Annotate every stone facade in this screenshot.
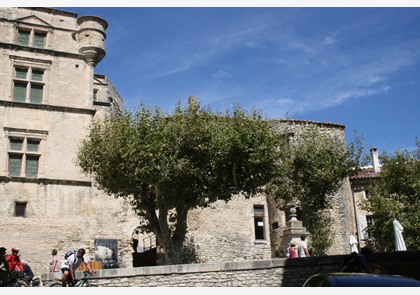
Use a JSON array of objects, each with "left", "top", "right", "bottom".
[
  {"left": 0, "top": 7, "right": 140, "bottom": 276},
  {"left": 1, "top": 7, "right": 356, "bottom": 279}
]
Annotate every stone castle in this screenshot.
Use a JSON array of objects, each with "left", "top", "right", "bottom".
[{"left": 0, "top": 7, "right": 356, "bottom": 277}]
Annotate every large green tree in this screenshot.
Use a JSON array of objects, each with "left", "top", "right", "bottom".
[
  {"left": 268, "top": 127, "right": 359, "bottom": 255},
  {"left": 361, "top": 139, "right": 420, "bottom": 251},
  {"left": 77, "top": 100, "right": 282, "bottom": 265}
]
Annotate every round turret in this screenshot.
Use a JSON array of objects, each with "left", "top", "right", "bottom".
[{"left": 75, "top": 15, "right": 108, "bottom": 67}]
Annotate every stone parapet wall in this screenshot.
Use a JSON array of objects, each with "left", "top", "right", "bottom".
[{"left": 41, "top": 251, "right": 420, "bottom": 287}]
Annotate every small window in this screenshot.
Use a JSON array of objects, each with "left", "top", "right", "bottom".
[
  {"left": 9, "top": 155, "right": 22, "bottom": 177},
  {"left": 25, "top": 156, "right": 39, "bottom": 178},
  {"left": 272, "top": 222, "right": 279, "bottom": 230},
  {"left": 30, "top": 84, "right": 43, "bottom": 104},
  {"left": 17, "top": 28, "right": 47, "bottom": 48},
  {"left": 27, "top": 140, "right": 40, "bottom": 152},
  {"left": 18, "top": 30, "right": 30, "bottom": 46},
  {"left": 33, "top": 32, "right": 46, "bottom": 48},
  {"left": 93, "top": 89, "right": 98, "bottom": 101},
  {"left": 15, "top": 68, "right": 28, "bottom": 79},
  {"left": 13, "top": 82, "right": 27, "bottom": 102},
  {"left": 10, "top": 138, "right": 23, "bottom": 151},
  {"left": 31, "top": 70, "right": 43, "bottom": 82},
  {"left": 253, "top": 205, "right": 265, "bottom": 240},
  {"left": 366, "top": 215, "right": 374, "bottom": 238},
  {"left": 15, "top": 202, "right": 27, "bottom": 217}
]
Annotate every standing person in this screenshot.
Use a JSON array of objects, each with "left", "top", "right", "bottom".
[
  {"left": 132, "top": 230, "right": 139, "bottom": 253},
  {"left": 60, "top": 248, "right": 93, "bottom": 287},
  {"left": 288, "top": 241, "right": 298, "bottom": 258},
  {"left": 50, "top": 249, "right": 60, "bottom": 272},
  {"left": 298, "top": 236, "right": 310, "bottom": 257},
  {"left": 5, "top": 247, "right": 24, "bottom": 272},
  {"left": 349, "top": 232, "right": 359, "bottom": 253}
]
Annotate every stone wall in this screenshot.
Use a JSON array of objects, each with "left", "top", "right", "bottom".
[{"left": 41, "top": 250, "right": 420, "bottom": 287}]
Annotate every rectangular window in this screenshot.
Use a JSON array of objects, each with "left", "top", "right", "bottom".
[
  {"left": 10, "top": 138, "right": 24, "bottom": 151},
  {"left": 15, "top": 202, "right": 27, "bottom": 217},
  {"left": 17, "top": 28, "right": 47, "bottom": 48},
  {"left": 15, "top": 68, "right": 28, "bottom": 79},
  {"left": 31, "top": 70, "right": 43, "bottom": 81},
  {"left": 8, "top": 137, "right": 41, "bottom": 178},
  {"left": 33, "top": 32, "right": 46, "bottom": 48},
  {"left": 13, "top": 67, "right": 44, "bottom": 104},
  {"left": 366, "top": 215, "right": 374, "bottom": 239},
  {"left": 30, "top": 84, "right": 43, "bottom": 104},
  {"left": 25, "top": 156, "right": 39, "bottom": 178},
  {"left": 253, "top": 205, "right": 265, "bottom": 240},
  {"left": 27, "top": 140, "right": 40, "bottom": 152},
  {"left": 13, "top": 82, "right": 27, "bottom": 102},
  {"left": 18, "top": 30, "right": 30, "bottom": 46},
  {"left": 9, "top": 155, "right": 22, "bottom": 177}
]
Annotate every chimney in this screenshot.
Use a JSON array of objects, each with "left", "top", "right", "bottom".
[{"left": 370, "top": 147, "right": 381, "bottom": 173}]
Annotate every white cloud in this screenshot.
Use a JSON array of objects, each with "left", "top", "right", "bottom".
[{"left": 324, "top": 36, "right": 336, "bottom": 44}]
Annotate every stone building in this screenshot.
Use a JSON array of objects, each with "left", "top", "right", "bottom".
[
  {"left": 0, "top": 7, "right": 140, "bottom": 276},
  {"left": 0, "top": 7, "right": 357, "bottom": 277},
  {"left": 349, "top": 147, "right": 382, "bottom": 250}
]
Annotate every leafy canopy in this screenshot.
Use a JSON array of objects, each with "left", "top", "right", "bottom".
[
  {"left": 269, "top": 127, "right": 357, "bottom": 254},
  {"left": 361, "top": 139, "right": 420, "bottom": 251},
  {"left": 77, "top": 100, "right": 282, "bottom": 264}
]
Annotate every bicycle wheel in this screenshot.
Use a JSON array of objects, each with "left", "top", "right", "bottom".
[
  {"left": 48, "top": 281, "right": 63, "bottom": 287},
  {"left": 17, "top": 279, "right": 28, "bottom": 287}
]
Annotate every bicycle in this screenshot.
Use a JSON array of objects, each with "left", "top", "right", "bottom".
[
  {"left": 48, "top": 270, "right": 98, "bottom": 287},
  {"left": 0, "top": 270, "right": 28, "bottom": 287}
]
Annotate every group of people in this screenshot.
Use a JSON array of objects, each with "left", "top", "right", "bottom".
[
  {"left": 1, "top": 246, "right": 94, "bottom": 287},
  {"left": 287, "top": 236, "right": 310, "bottom": 258},
  {"left": 0, "top": 246, "right": 35, "bottom": 286}
]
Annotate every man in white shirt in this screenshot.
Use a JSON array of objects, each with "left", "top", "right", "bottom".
[
  {"left": 298, "top": 236, "right": 310, "bottom": 257},
  {"left": 60, "top": 248, "right": 92, "bottom": 287}
]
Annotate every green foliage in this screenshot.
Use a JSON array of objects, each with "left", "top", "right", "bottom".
[
  {"left": 269, "top": 127, "right": 355, "bottom": 254},
  {"left": 361, "top": 139, "right": 420, "bottom": 251},
  {"left": 77, "top": 99, "right": 282, "bottom": 264}
]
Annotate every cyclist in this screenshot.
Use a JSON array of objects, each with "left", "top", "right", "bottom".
[
  {"left": 5, "top": 247, "right": 24, "bottom": 272},
  {"left": 60, "top": 248, "right": 93, "bottom": 287}
]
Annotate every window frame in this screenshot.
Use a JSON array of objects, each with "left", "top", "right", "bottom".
[
  {"left": 253, "top": 204, "right": 266, "bottom": 241},
  {"left": 9, "top": 55, "right": 52, "bottom": 104},
  {"left": 15, "top": 202, "right": 27, "bottom": 218},
  {"left": 366, "top": 215, "right": 374, "bottom": 239},
  {"left": 17, "top": 26, "right": 48, "bottom": 49},
  {"left": 13, "top": 66, "right": 45, "bottom": 104},
  {"left": 4, "top": 128, "right": 47, "bottom": 179}
]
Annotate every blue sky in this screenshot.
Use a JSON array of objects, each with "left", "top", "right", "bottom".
[{"left": 22, "top": 2, "right": 420, "bottom": 158}]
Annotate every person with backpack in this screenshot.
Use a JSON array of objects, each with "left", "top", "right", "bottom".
[{"left": 60, "top": 248, "right": 93, "bottom": 287}]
